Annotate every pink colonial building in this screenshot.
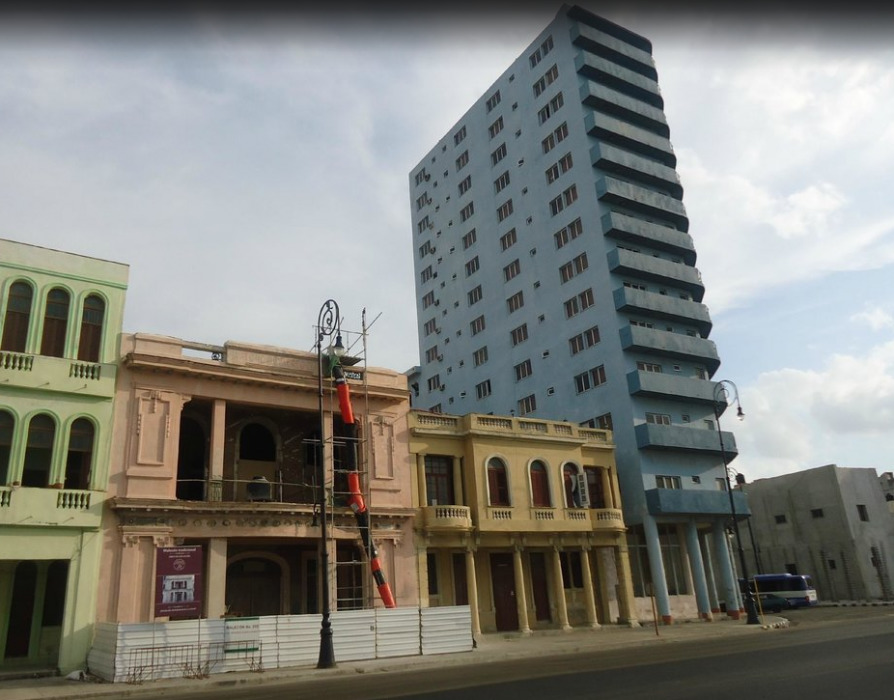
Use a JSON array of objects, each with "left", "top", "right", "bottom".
[{"left": 95, "top": 332, "right": 418, "bottom": 624}]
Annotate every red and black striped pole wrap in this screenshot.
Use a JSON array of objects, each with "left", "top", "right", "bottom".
[{"left": 332, "top": 364, "right": 396, "bottom": 608}]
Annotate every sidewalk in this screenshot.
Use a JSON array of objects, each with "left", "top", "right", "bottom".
[{"left": 0, "top": 615, "right": 789, "bottom": 700}]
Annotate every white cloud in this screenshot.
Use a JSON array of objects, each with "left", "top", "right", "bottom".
[
  {"left": 734, "top": 340, "right": 894, "bottom": 480},
  {"left": 851, "top": 306, "right": 894, "bottom": 331}
]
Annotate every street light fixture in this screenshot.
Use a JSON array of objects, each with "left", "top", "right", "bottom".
[
  {"left": 315, "top": 298, "right": 341, "bottom": 668},
  {"left": 713, "top": 379, "right": 760, "bottom": 625}
]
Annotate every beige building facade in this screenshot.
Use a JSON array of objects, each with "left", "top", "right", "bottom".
[
  {"left": 95, "top": 332, "right": 418, "bottom": 625},
  {"left": 409, "top": 411, "right": 638, "bottom": 637}
]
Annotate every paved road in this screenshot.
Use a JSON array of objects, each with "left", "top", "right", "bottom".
[{"left": 149, "top": 606, "right": 894, "bottom": 700}]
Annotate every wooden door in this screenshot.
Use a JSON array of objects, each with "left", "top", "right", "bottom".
[{"left": 490, "top": 553, "right": 519, "bottom": 631}]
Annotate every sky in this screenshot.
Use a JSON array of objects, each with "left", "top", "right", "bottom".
[{"left": 1, "top": 3, "right": 893, "bottom": 483}]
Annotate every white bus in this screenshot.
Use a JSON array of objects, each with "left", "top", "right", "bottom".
[{"left": 752, "top": 573, "right": 818, "bottom": 608}]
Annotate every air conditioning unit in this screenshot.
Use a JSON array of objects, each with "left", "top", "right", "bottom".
[
  {"left": 435, "top": 327, "right": 442, "bottom": 334},
  {"left": 575, "top": 473, "right": 590, "bottom": 508},
  {"left": 437, "top": 355, "right": 444, "bottom": 361},
  {"left": 434, "top": 299, "right": 440, "bottom": 306}
]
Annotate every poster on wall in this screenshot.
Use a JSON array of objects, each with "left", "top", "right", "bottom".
[{"left": 155, "top": 545, "right": 203, "bottom": 618}]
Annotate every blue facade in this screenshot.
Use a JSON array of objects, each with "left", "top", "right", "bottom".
[{"left": 409, "top": 5, "right": 746, "bottom": 621}]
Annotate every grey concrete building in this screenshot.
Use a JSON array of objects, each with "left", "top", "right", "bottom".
[
  {"left": 408, "top": 5, "right": 747, "bottom": 623},
  {"left": 741, "top": 464, "right": 894, "bottom": 602}
]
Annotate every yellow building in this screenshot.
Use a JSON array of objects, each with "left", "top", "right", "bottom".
[{"left": 409, "top": 411, "right": 638, "bottom": 636}]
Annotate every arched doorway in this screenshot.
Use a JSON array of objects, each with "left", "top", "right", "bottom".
[{"left": 225, "top": 557, "right": 283, "bottom": 617}]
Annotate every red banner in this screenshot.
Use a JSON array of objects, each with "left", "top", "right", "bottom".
[{"left": 155, "top": 545, "right": 203, "bottom": 618}]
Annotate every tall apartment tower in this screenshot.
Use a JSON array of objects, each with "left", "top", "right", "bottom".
[{"left": 409, "top": 4, "right": 747, "bottom": 623}]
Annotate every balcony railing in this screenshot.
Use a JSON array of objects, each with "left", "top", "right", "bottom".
[
  {"left": 608, "top": 248, "right": 703, "bottom": 297},
  {"left": 0, "top": 352, "right": 116, "bottom": 397},
  {"left": 584, "top": 111, "right": 675, "bottom": 168},
  {"left": 597, "top": 176, "right": 689, "bottom": 232},
  {"left": 569, "top": 19, "right": 657, "bottom": 80},
  {"left": 590, "top": 508, "right": 626, "bottom": 531},
  {"left": 601, "top": 211, "right": 695, "bottom": 265},
  {"left": 635, "top": 423, "right": 738, "bottom": 457},
  {"left": 619, "top": 325, "right": 720, "bottom": 373},
  {"left": 421, "top": 505, "right": 472, "bottom": 532},
  {"left": 581, "top": 81, "right": 668, "bottom": 137},
  {"left": 575, "top": 51, "right": 663, "bottom": 108},
  {"left": 613, "top": 286, "right": 711, "bottom": 334},
  {"left": 0, "top": 486, "right": 101, "bottom": 528}
]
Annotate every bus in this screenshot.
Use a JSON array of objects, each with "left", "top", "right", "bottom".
[{"left": 751, "top": 573, "right": 818, "bottom": 608}]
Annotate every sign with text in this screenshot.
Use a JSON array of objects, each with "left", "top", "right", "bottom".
[
  {"left": 155, "top": 545, "right": 203, "bottom": 618},
  {"left": 224, "top": 617, "right": 260, "bottom": 653}
]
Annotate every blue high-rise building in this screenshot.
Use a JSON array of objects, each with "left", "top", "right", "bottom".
[{"left": 409, "top": 4, "right": 748, "bottom": 622}]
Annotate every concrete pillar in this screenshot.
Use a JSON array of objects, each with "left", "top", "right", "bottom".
[
  {"left": 416, "top": 453, "right": 428, "bottom": 506},
  {"left": 600, "top": 469, "right": 613, "bottom": 508},
  {"left": 551, "top": 548, "right": 571, "bottom": 630},
  {"left": 712, "top": 520, "right": 740, "bottom": 619},
  {"left": 643, "top": 514, "right": 672, "bottom": 624},
  {"left": 209, "top": 399, "right": 226, "bottom": 501},
  {"left": 116, "top": 535, "right": 141, "bottom": 622},
  {"left": 701, "top": 533, "right": 720, "bottom": 613},
  {"left": 685, "top": 521, "right": 712, "bottom": 621},
  {"left": 512, "top": 546, "right": 531, "bottom": 634},
  {"left": 615, "top": 540, "right": 640, "bottom": 627},
  {"left": 452, "top": 456, "right": 463, "bottom": 505},
  {"left": 465, "top": 548, "right": 481, "bottom": 640},
  {"left": 580, "top": 547, "right": 600, "bottom": 628},
  {"left": 206, "top": 538, "right": 228, "bottom": 618}
]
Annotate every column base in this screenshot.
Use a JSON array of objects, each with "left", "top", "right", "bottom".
[
  {"left": 661, "top": 615, "right": 673, "bottom": 625},
  {"left": 727, "top": 610, "right": 741, "bottom": 620},
  {"left": 699, "top": 612, "right": 713, "bottom": 621}
]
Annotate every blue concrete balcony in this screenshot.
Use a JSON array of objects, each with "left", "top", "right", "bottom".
[
  {"left": 581, "top": 82, "right": 669, "bottom": 137},
  {"left": 601, "top": 211, "right": 695, "bottom": 265},
  {"left": 570, "top": 22, "right": 657, "bottom": 80},
  {"left": 635, "top": 422, "right": 738, "bottom": 457},
  {"left": 597, "top": 177, "right": 689, "bottom": 232},
  {"left": 585, "top": 111, "right": 676, "bottom": 168},
  {"left": 645, "top": 487, "right": 750, "bottom": 517},
  {"left": 626, "top": 369, "right": 716, "bottom": 404},
  {"left": 575, "top": 51, "right": 663, "bottom": 109},
  {"left": 607, "top": 248, "right": 703, "bottom": 297},
  {"left": 613, "top": 286, "right": 712, "bottom": 334},
  {"left": 619, "top": 325, "right": 720, "bottom": 373},
  {"left": 591, "top": 142, "right": 681, "bottom": 198}
]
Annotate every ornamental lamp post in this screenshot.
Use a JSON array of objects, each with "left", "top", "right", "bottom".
[
  {"left": 315, "top": 299, "right": 345, "bottom": 669},
  {"left": 713, "top": 379, "right": 760, "bottom": 625}
]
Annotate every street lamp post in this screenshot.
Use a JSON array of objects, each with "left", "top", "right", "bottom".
[
  {"left": 713, "top": 379, "right": 760, "bottom": 625},
  {"left": 316, "top": 299, "right": 345, "bottom": 668}
]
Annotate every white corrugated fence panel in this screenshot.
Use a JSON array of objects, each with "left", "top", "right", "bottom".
[
  {"left": 331, "top": 610, "right": 376, "bottom": 662},
  {"left": 375, "top": 607, "right": 421, "bottom": 659},
  {"left": 421, "top": 606, "right": 473, "bottom": 655},
  {"left": 86, "top": 623, "right": 118, "bottom": 681},
  {"left": 270, "top": 615, "right": 321, "bottom": 668}
]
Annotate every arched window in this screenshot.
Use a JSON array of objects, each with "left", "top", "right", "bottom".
[
  {"left": 77, "top": 294, "right": 105, "bottom": 362},
  {"left": 239, "top": 422, "right": 276, "bottom": 460},
  {"left": 40, "top": 287, "right": 70, "bottom": 358},
  {"left": 530, "top": 460, "right": 551, "bottom": 507},
  {"left": 487, "top": 457, "right": 510, "bottom": 506},
  {"left": 23, "top": 414, "right": 55, "bottom": 487},
  {"left": 1, "top": 281, "right": 33, "bottom": 352},
  {"left": 563, "top": 463, "right": 580, "bottom": 507},
  {"left": 64, "top": 418, "right": 94, "bottom": 490},
  {"left": 0, "top": 409, "right": 13, "bottom": 485}
]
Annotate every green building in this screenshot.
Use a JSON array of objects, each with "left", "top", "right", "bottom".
[{"left": 0, "top": 239, "right": 128, "bottom": 675}]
